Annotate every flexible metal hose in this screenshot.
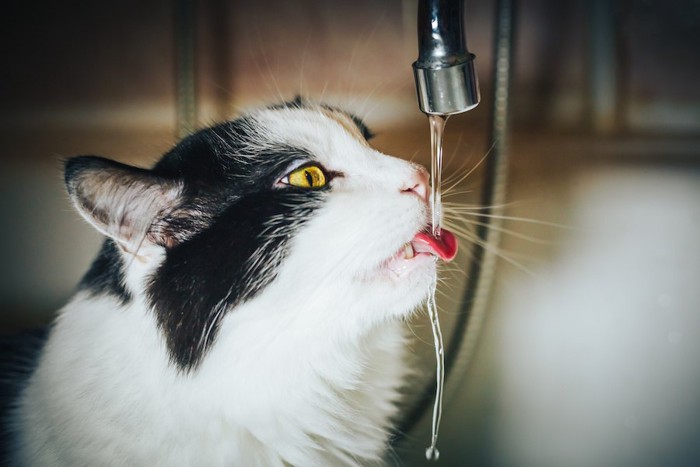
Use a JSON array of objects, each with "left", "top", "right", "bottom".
[{"left": 175, "top": 0, "right": 197, "bottom": 138}]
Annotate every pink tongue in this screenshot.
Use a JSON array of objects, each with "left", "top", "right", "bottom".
[{"left": 412, "top": 228, "right": 458, "bottom": 262}]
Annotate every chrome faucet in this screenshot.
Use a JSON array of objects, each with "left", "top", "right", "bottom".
[{"left": 413, "top": 0, "right": 480, "bottom": 115}]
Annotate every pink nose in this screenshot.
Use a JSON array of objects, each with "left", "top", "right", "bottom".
[{"left": 402, "top": 167, "right": 429, "bottom": 202}]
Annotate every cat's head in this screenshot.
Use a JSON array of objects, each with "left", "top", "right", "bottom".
[{"left": 65, "top": 99, "right": 457, "bottom": 370}]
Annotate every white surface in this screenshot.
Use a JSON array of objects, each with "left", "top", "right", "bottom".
[{"left": 496, "top": 167, "right": 700, "bottom": 466}]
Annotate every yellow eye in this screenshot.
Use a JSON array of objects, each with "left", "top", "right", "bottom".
[{"left": 287, "top": 165, "right": 326, "bottom": 189}]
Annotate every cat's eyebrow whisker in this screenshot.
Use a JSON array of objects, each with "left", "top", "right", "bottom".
[
  {"left": 343, "top": 7, "right": 388, "bottom": 102},
  {"left": 359, "top": 79, "right": 412, "bottom": 123},
  {"left": 356, "top": 82, "right": 391, "bottom": 121},
  {"left": 319, "top": 79, "right": 330, "bottom": 104},
  {"left": 250, "top": 28, "right": 285, "bottom": 103},
  {"left": 356, "top": 65, "right": 407, "bottom": 119},
  {"left": 342, "top": 43, "right": 363, "bottom": 100},
  {"left": 298, "top": 31, "right": 313, "bottom": 99},
  {"left": 206, "top": 83, "right": 239, "bottom": 116}
]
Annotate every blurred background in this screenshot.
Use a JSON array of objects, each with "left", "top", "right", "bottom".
[{"left": 1, "top": 0, "right": 699, "bottom": 465}]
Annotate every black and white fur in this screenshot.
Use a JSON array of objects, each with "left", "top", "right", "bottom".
[{"left": 5, "top": 100, "right": 437, "bottom": 466}]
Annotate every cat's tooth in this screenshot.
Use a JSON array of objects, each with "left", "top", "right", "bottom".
[{"left": 403, "top": 243, "right": 415, "bottom": 259}]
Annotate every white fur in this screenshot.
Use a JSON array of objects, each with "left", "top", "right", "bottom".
[{"left": 13, "top": 106, "right": 436, "bottom": 466}]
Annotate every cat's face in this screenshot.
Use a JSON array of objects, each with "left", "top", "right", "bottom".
[{"left": 66, "top": 100, "right": 456, "bottom": 370}]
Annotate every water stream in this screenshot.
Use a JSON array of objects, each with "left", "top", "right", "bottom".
[{"left": 425, "top": 113, "right": 449, "bottom": 461}]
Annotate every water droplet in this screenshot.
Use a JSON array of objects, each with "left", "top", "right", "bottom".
[{"left": 425, "top": 445, "right": 440, "bottom": 461}]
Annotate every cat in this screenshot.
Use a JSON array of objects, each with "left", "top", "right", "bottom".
[{"left": 3, "top": 99, "right": 457, "bottom": 466}]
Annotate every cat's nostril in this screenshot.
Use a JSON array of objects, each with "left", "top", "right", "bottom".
[{"left": 402, "top": 170, "right": 429, "bottom": 202}]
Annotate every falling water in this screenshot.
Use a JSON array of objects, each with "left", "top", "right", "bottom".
[
  {"left": 425, "top": 113, "right": 449, "bottom": 461},
  {"left": 425, "top": 270, "right": 444, "bottom": 462},
  {"left": 429, "top": 114, "right": 448, "bottom": 238}
]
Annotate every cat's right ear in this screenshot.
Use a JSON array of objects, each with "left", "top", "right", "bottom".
[{"left": 65, "top": 156, "right": 183, "bottom": 255}]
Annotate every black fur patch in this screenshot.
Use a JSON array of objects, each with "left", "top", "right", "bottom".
[
  {"left": 148, "top": 117, "right": 326, "bottom": 371},
  {"left": 149, "top": 190, "right": 321, "bottom": 370},
  {"left": 70, "top": 111, "right": 334, "bottom": 371}
]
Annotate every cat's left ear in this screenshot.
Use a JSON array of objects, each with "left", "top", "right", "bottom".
[{"left": 65, "top": 156, "right": 183, "bottom": 255}]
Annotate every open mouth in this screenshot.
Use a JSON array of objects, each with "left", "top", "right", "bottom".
[
  {"left": 402, "top": 228, "right": 458, "bottom": 262},
  {"left": 382, "top": 227, "right": 458, "bottom": 278}
]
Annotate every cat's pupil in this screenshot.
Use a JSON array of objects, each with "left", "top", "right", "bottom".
[{"left": 304, "top": 170, "right": 313, "bottom": 186}]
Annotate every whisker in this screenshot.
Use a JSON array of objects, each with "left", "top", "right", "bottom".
[
  {"left": 356, "top": 81, "right": 391, "bottom": 119},
  {"left": 447, "top": 211, "right": 572, "bottom": 230},
  {"left": 298, "top": 31, "right": 313, "bottom": 98},
  {"left": 440, "top": 188, "right": 475, "bottom": 198},
  {"left": 406, "top": 320, "right": 433, "bottom": 348},
  {"left": 441, "top": 157, "right": 474, "bottom": 187},
  {"left": 447, "top": 224, "right": 540, "bottom": 278},
  {"left": 344, "top": 7, "right": 388, "bottom": 101},
  {"left": 441, "top": 136, "right": 482, "bottom": 187},
  {"left": 318, "top": 79, "right": 330, "bottom": 104},
  {"left": 359, "top": 79, "right": 412, "bottom": 123},
  {"left": 442, "top": 133, "right": 466, "bottom": 172},
  {"left": 407, "top": 149, "right": 421, "bottom": 163},
  {"left": 444, "top": 215, "right": 557, "bottom": 245},
  {"left": 442, "top": 141, "right": 496, "bottom": 196},
  {"left": 442, "top": 200, "right": 518, "bottom": 210},
  {"left": 246, "top": 31, "right": 284, "bottom": 102}
]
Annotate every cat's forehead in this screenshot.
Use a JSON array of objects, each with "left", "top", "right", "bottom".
[{"left": 250, "top": 106, "right": 372, "bottom": 165}]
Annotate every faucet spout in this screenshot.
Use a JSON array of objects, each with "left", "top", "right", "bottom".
[{"left": 413, "top": 0, "right": 480, "bottom": 115}]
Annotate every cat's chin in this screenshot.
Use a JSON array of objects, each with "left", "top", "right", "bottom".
[
  {"left": 360, "top": 241, "right": 428, "bottom": 283},
  {"left": 383, "top": 248, "right": 437, "bottom": 280}
]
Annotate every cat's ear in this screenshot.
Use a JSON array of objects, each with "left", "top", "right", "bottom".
[{"left": 65, "top": 156, "right": 183, "bottom": 254}]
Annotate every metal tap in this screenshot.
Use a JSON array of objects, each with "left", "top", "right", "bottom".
[{"left": 413, "top": 0, "right": 480, "bottom": 115}]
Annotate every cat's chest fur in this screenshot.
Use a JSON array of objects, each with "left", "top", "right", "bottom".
[
  {"left": 18, "top": 294, "right": 407, "bottom": 466},
  {"left": 10, "top": 100, "right": 437, "bottom": 466}
]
